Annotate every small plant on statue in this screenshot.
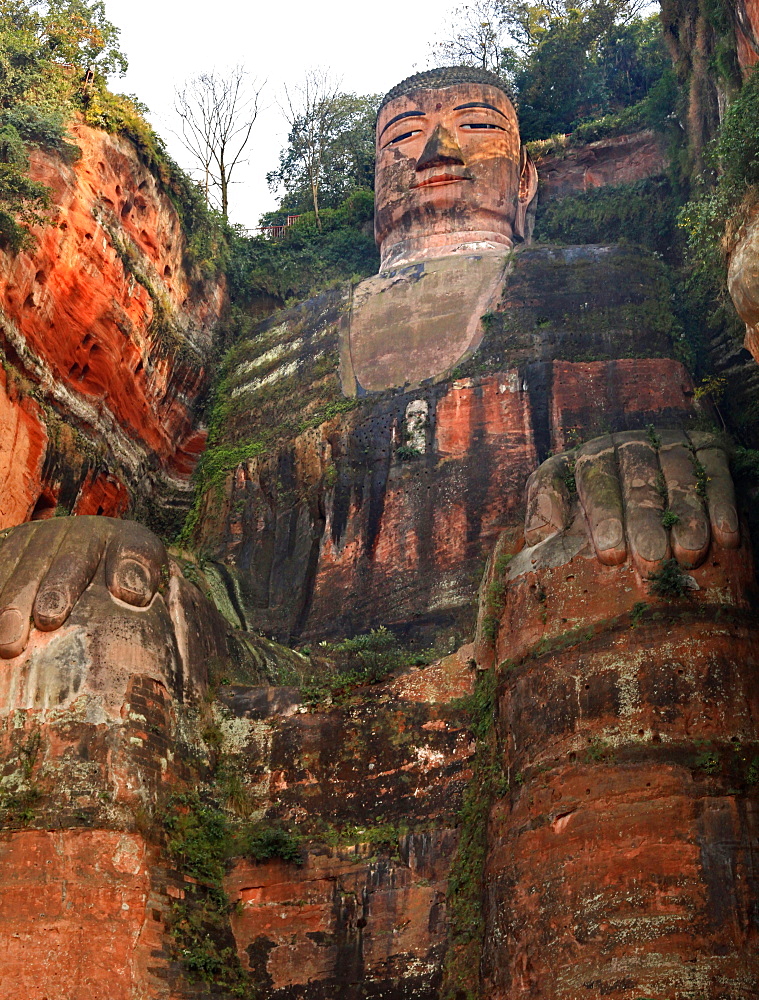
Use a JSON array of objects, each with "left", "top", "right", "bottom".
[
  {"left": 648, "top": 558, "right": 689, "bottom": 598},
  {"left": 661, "top": 509, "right": 680, "bottom": 528}
]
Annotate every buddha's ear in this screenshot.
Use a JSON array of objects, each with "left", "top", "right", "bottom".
[{"left": 514, "top": 145, "right": 539, "bottom": 243}]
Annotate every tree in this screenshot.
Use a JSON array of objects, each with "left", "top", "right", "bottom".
[
  {"left": 598, "top": 14, "right": 671, "bottom": 109},
  {"left": 175, "top": 66, "right": 262, "bottom": 218},
  {"left": 0, "top": 0, "right": 127, "bottom": 249},
  {"left": 513, "top": 8, "right": 669, "bottom": 138},
  {"left": 39, "top": 0, "right": 127, "bottom": 77},
  {"left": 271, "top": 70, "right": 371, "bottom": 231},
  {"left": 431, "top": 0, "right": 508, "bottom": 72},
  {"left": 500, "top": 0, "right": 648, "bottom": 52},
  {"left": 430, "top": 0, "right": 669, "bottom": 140},
  {"left": 268, "top": 84, "right": 378, "bottom": 222},
  {"left": 0, "top": 0, "right": 126, "bottom": 80}
]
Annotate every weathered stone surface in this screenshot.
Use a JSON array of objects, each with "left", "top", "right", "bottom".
[
  {"left": 227, "top": 834, "right": 456, "bottom": 1000},
  {"left": 197, "top": 245, "right": 697, "bottom": 644},
  {"left": 483, "top": 612, "right": 759, "bottom": 999},
  {"left": 215, "top": 647, "right": 475, "bottom": 997},
  {"left": 0, "top": 829, "right": 165, "bottom": 1000},
  {"left": 343, "top": 252, "right": 508, "bottom": 394},
  {"left": 0, "top": 122, "right": 224, "bottom": 530},
  {"left": 735, "top": 0, "right": 759, "bottom": 70},
  {"left": 728, "top": 199, "right": 759, "bottom": 363},
  {"left": 0, "top": 365, "right": 49, "bottom": 528},
  {"left": 532, "top": 129, "right": 669, "bottom": 202}
]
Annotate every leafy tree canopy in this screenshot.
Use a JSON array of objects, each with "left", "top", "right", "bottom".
[
  {"left": 0, "top": 0, "right": 229, "bottom": 272},
  {"left": 433, "top": 0, "right": 671, "bottom": 141},
  {"left": 511, "top": 8, "right": 670, "bottom": 139},
  {"left": 267, "top": 91, "right": 379, "bottom": 218},
  {"left": 0, "top": 0, "right": 127, "bottom": 91}
]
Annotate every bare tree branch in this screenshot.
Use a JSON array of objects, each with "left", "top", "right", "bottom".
[
  {"left": 174, "top": 66, "right": 263, "bottom": 218},
  {"left": 431, "top": 0, "right": 508, "bottom": 71}
]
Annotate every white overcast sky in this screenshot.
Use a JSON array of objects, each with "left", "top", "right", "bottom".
[{"left": 104, "top": 0, "right": 451, "bottom": 227}]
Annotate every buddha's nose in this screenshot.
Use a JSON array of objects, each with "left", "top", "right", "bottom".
[{"left": 415, "top": 125, "right": 466, "bottom": 171}]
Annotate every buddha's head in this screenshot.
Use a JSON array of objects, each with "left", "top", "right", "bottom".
[{"left": 375, "top": 67, "right": 538, "bottom": 268}]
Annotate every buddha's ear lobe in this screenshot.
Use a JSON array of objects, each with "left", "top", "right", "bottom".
[{"left": 514, "top": 145, "right": 539, "bottom": 243}]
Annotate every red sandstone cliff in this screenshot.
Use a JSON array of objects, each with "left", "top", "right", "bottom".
[
  {"left": 0, "top": 121, "right": 225, "bottom": 532},
  {"left": 531, "top": 130, "right": 669, "bottom": 202}
]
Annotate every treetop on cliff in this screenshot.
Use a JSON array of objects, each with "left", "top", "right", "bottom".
[
  {"left": 0, "top": 0, "right": 127, "bottom": 83},
  {"left": 431, "top": 0, "right": 670, "bottom": 140}
]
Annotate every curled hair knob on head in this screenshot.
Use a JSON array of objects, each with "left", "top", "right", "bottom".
[{"left": 379, "top": 66, "right": 516, "bottom": 112}]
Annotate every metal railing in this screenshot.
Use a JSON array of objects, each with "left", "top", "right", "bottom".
[{"left": 255, "top": 214, "right": 302, "bottom": 240}]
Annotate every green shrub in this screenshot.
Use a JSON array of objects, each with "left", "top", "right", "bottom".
[
  {"left": 648, "top": 558, "right": 689, "bottom": 598},
  {"left": 163, "top": 792, "right": 231, "bottom": 886},
  {"left": 227, "top": 188, "right": 378, "bottom": 306},
  {"left": 534, "top": 177, "right": 682, "bottom": 258},
  {"left": 243, "top": 825, "right": 302, "bottom": 865}
]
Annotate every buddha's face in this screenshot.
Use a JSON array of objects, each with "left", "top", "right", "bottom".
[{"left": 375, "top": 82, "right": 536, "bottom": 265}]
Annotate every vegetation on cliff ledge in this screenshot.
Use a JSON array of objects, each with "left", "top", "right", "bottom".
[{"left": 0, "top": 0, "right": 228, "bottom": 272}]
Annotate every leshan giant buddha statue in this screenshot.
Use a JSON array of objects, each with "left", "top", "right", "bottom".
[{"left": 0, "top": 67, "right": 756, "bottom": 999}]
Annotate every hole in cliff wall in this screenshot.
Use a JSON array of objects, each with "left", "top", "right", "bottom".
[
  {"left": 84, "top": 233, "right": 93, "bottom": 240},
  {"left": 121, "top": 201, "right": 133, "bottom": 218},
  {"left": 163, "top": 265, "right": 172, "bottom": 278},
  {"left": 138, "top": 180, "right": 148, "bottom": 190},
  {"left": 102, "top": 197, "right": 115, "bottom": 209},
  {"left": 35, "top": 270, "right": 46, "bottom": 285},
  {"left": 31, "top": 492, "right": 57, "bottom": 520},
  {"left": 115, "top": 185, "right": 121, "bottom": 195},
  {"left": 23, "top": 294, "right": 34, "bottom": 309}
]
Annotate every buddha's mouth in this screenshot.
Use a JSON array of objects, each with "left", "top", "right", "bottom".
[{"left": 410, "top": 168, "right": 473, "bottom": 188}]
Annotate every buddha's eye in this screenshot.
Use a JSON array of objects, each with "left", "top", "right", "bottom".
[
  {"left": 385, "top": 129, "right": 423, "bottom": 147},
  {"left": 460, "top": 123, "right": 506, "bottom": 131}
]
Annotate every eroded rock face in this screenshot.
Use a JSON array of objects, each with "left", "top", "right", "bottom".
[
  {"left": 735, "top": 0, "right": 759, "bottom": 70},
  {"left": 728, "top": 200, "right": 759, "bottom": 363},
  {"left": 482, "top": 554, "right": 759, "bottom": 998},
  {"left": 0, "top": 122, "right": 224, "bottom": 531},
  {"left": 198, "top": 245, "right": 699, "bottom": 645},
  {"left": 0, "top": 581, "right": 476, "bottom": 999},
  {"left": 218, "top": 649, "right": 475, "bottom": 998},
  {"left": 532, "top": 129, "right": 670, "bottom": 202},
  {"left": 0, "top": 829, "right": 164, "bottom": 1000}
]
